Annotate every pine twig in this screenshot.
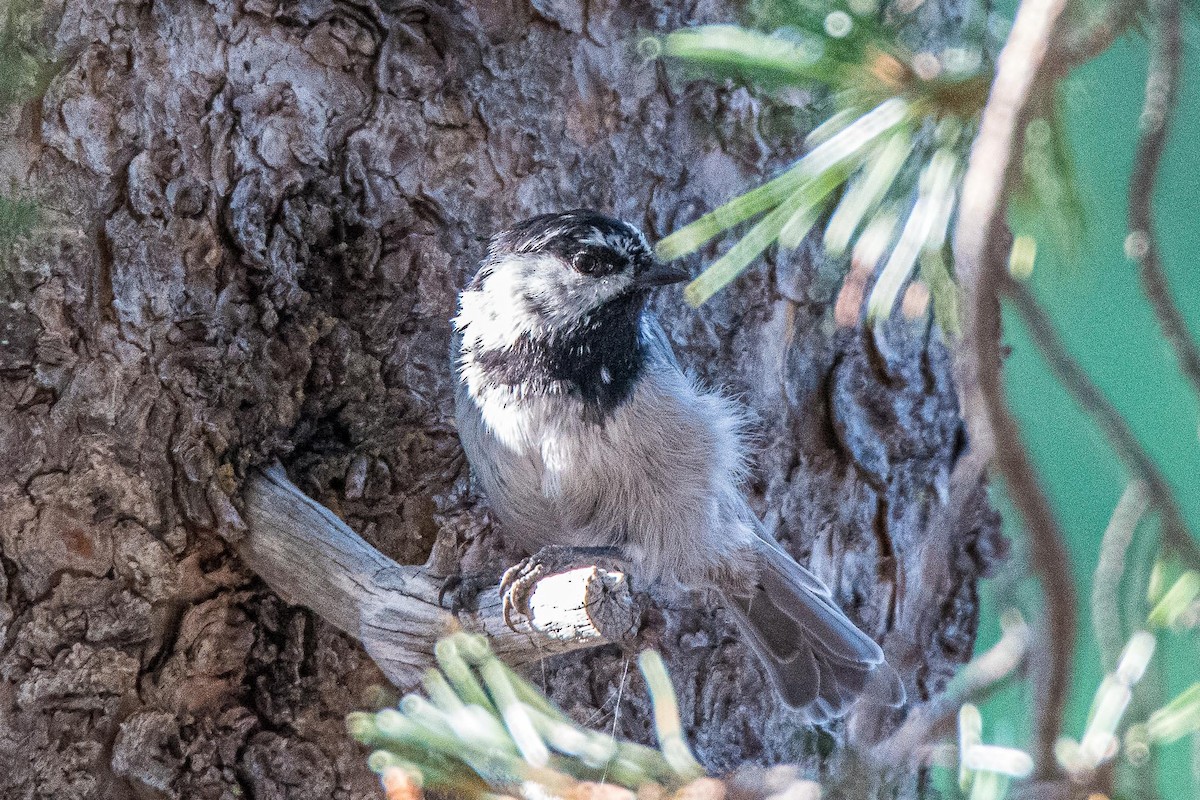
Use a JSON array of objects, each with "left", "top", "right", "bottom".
[
  {"left": 1091, "top": 482, "right": 1151, "bottom": 670},
  {"left": 952, "top": 0, "right": 1077, "bottom": 777},
  {"left": 1059, "top": 0, "right": 1145, "bottom": 70},
  {"left": 349, "top": 633, "right": 708, "bottom": 798},
  {"left": 872, "top": 615, "right": 1031, "bottom": 766},
  {"left": 1002, "top": 277, "right": 1200, "bottom": 571},
  {"left": 1128, "top": 0, "right": 1200, "bottom": 407}
]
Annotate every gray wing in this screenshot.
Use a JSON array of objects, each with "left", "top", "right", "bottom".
[{"left": 721, "top": 525, "right": 902, "bottom": 718}]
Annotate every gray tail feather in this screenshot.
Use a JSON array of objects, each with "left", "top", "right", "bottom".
[{"left": 723, "top": 540, "right": 904, "bottom": 719}]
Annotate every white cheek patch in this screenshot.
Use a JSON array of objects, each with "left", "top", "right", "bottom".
[
  {"left": 543, "top": 272, "right": 633, "bottom": 324},
  {"left": 455, "top": 254, "right": 636, "bottom": 354},
  {"left": 454, "top": 288, "right": 527, "bottom": 352},
  {"left": 454, "top": 258, "right": 549, "bottom": 350}
]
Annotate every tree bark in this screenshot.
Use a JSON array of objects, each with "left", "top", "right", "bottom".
[{"left": 0, "top": 0, "right": 1002, "bottom": 797}]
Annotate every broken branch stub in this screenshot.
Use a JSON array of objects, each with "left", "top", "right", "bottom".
[{"left": 238, "top": 463, "right": 639, "bottom": 687}]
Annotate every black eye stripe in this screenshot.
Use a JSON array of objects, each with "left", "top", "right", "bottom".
[{"left": 572, "top": 248, "right": 621, "bottom": 276}]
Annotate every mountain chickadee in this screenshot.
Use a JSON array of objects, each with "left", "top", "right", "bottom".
[{"left": 452, "top": 209, "right": 897, "bottom": 718}]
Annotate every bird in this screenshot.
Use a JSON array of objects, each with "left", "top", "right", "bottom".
[{"left": 451, "top": 209, "right": 899, "bottom": 719}]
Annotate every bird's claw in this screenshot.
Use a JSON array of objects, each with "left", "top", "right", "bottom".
[
  {"left": 498, "top": 545, "right": 626, "bottom": 631},
  {"left": 438, "top": 572, "right": 492, "bottom": 614},
  {"left": 500, "top": 558, "right": 544, "bottom": 629}
]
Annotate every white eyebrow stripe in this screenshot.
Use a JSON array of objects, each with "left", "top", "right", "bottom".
[
  {"left": 580, "top": 228, "right": 610, "bottom": 248},
  {"left": 604, "top": 233, "right": 634, "bottom": 255}
]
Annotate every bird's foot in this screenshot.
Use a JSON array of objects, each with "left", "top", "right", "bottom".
[
  {"left": 499, "top": 545, "right": 625, "bottom": 630},
  {"left": 437, "top": 572, "right": 494, "bottom": 614}
]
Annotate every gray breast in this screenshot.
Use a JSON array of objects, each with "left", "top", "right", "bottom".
[{"left": 454, "top": 317, "right": 755, "bottom": 582}]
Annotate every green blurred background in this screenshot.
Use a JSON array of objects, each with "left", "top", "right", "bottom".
[{"left": 971, "top": 28, "right": 1200, "bottom": 797}]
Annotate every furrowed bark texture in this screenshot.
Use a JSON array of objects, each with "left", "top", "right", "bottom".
[{"left": 0, "top": 0, "right": 1001, "bottom": 797}]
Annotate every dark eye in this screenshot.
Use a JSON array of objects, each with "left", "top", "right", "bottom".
[{"left": 572, "top": 248, "right": 618, "bottom": 276}]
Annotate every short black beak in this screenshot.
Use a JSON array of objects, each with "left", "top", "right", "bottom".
[{"left": 633, "top": 261, "right": 690, "bottom": 288}]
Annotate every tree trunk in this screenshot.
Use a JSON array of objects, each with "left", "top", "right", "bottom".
[{"left": 0, "top": 0, "right": 1002, "bottom": 797}]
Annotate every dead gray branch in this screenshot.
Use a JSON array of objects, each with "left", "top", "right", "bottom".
[{"left": 238, "top": 464, "right": 639, "bottom": 688}]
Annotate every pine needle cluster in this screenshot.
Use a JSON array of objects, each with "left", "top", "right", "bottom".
[{"left": 648, "top": 0, "right": 1082, "bottom": 329}]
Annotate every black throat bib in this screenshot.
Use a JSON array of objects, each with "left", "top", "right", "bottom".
[{"left": 473, "top": 291, "right": 648, "bottom": 421}]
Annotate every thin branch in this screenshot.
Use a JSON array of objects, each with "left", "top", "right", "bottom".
[
  {"left": 1059, "top": 0, "right": 1144, "bottom": 70},
  {"left": 952, "top": 0, "right": 1077, "bottom": 776},
  {"left": 238, "top": 464, "right": 640, "bottom": 688},
  {"left": 1128, "top": 0, "right": 1200, "bottom": 405},
  {"left": 872, "top": 615, "right": 1031, "bottom": 766},
  {"left": 1003, "top": 276, "right": 1200, "bottom": 570},
  {"left": 1091, "top": 481, "right": 1151, "bottom": 669}
]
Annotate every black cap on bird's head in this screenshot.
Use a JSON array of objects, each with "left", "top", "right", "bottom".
[{"left": 493, "top": 209, "right": 688, "bottom": 286}]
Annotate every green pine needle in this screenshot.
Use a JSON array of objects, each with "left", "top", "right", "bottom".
[
  {"left": 1146, "top": 683, "right": 1200, "bottom": 745},
  {"left": 348, "top": 634, "right": 707, "bottom": 797},
  {"left": 825, "top": 129, "right": 914, "bottom": 256},
  {"left": 657, "top": 97, "right": 910, "bottom": 265},
  {"left": 920, "top": 250, "right": 960, "bottom": 335},
  {"left": 651, "top": 5, "right": 1078, "bottom": 328},
  {"left": 656, "top": 26, "right": 842, "bottom": 89},
  {"left": 683, "top": 176, "right": 832, "bottom": 306},
  {"left": 638, "top": 651, "right": 706, "bottom": 781},
  {"left": 865, "top": 147, "right": 957, "bottom": 321},
  {"left": 1147, "top": 570, "right": 1200, "bottom": 628}
]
